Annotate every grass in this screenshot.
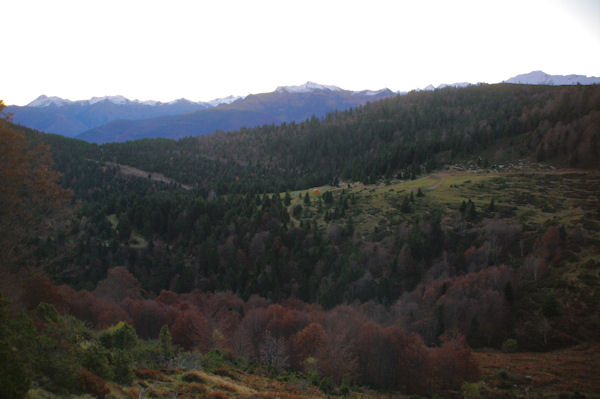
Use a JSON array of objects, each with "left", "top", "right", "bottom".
[
  {"left": 285, "top": 169, "right": 600, "bottom": 245},
  {"left": 27, "top": 344, "right": 600, "bottom": 398},
  {"left": 475, "top": 344, "right": 600, "bottom": 398}
]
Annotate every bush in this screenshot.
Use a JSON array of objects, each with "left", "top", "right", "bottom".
[
  {"left": 34, "top": 335, "right": 81, "bottom": 394},
  {"left": 100, "top": 321, "right": 138, "bottom": 351},
  {"left": 113, "top": 350, "right": 134, "bottom": 385},
  {"left": 461, "top": 382, "right": 481, "bottom": 399},
  {"left": 319, "top": 375, "right": 335, "bottom": 394},
  {"left": 81, "top": 343, "right": 114, "bottom": 380},
  {"left": 501, "top": 338, "right": 518, "bottom": 353},
  {"left": 135, "top": 369, "right": 167, "bottom": 381},
  {"left": 36, "top": 302, "right": 60, "bottom": 323},
  {"left": 0, "top": 343, "right": 31, "bottom": 399},
  {"left": 201, "top": 349, "right": 225, "bottom": 372},
  {"left": 182, "top": 371, "right": 206, "bottom": 383},
  {"left": 79, "top": 369, "right": 110, "bottom": 398}
]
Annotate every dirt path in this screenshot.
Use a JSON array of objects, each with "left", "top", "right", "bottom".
[
  {"left": 102, "top": 161, "right": 192, "bottom": 190},
  {"left": 422, "top": 173, "right": 444, "bottom": 191}
]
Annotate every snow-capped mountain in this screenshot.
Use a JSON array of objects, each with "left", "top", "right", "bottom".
[
  {"left": 77, "top": 84, "right": 395, "bottom": 143},
  {"left": 88, "top": 95, "right": 130, "bottom": 105},
  {"left": 27, "top": 95, "right": 72, "bottom": 107},
  {"left": 206, "top": 95, "right": 243, "bottom": 107},
  {"left": 9, "top": 93, "right": 248, "bottom": 137},
  {"left": 26, "top": 93, "right": 243, "bottom": 109},
  {"left": 353, "top": 89, "right": 394, "bottom": 96},
  {"left": 437, "top": 82, "right": 471, "bottom": 89},
  {"left": 504, "top": 71, "right": 600, "bottom": 85},
  {"left": 276, "top": 81, "right": 343, "bottom": 94},
  {"left": 416, "top": 82, "right": 472, "bottom": 92}
]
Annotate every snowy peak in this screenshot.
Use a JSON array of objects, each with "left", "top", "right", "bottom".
[
  {"left": 207, "top": 95, "right": 243, "bottom": 107},
  {"left": 27, "top": 95, "right": 71, "bottom": 107},
  {"left": 276, "top": 81, "right": 343, "bottom": 94},
  {"left": 353, "top": 88, "right": 394, "bottom": 96},
  {"left": 88, "top": 95, "right": 130, "bottom": 105},
  {"left": 504, "top": 71, "right": 600, "bottom": 85},
  {"left": 25, "top": 94, "right": 244, "bottom": 109},
  {"left": 416, "top": 82, "right": 471, "bottom": 92},
  {"left": 437, "top": 82, "right": 471, "bottom": 89}
]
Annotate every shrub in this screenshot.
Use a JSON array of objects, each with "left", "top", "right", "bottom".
[
  {"left": 461, "top": 382, "right": 481, "bottom": 399},
  {"left": 501, "top": 338, "right": 518, "bottom": 353},
  {"left": 213, "top": 367, "right": 238, "bottom": 380},
  {"left": 113, "top": 350, "right": 134, "bottom": 385},
  {"left": 0, "top": 343, "right": 31, "bottom": 399},
  {"left": 135, "top": 369, "right": 167, "bottom": 381},
  {"left": 99, "top": 321, "right": 138, "bottom": 351},
  {"left": 79, "top": 369, "right": 110, "bottom": 398},
  {"left": 318, "top": 375, "right": 335, "bottom": 394},
  {"left": 81, "top": 343, "right": 114, "bottom": 380},
  {"left": 182, "top": 371, "right": 206, "bottom": 383},
  {"left": 34, "top": 335, "right": 81, "bottom": 394},
  {"left": 201, "top": 349, "right": 225, "bottom": 372},
  {"left": 36, "top": 302, "right": 60, "bottom": 323}
]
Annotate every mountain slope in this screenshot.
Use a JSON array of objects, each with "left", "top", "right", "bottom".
[{"left": 76, "top": 84, "right": 395, "bottom": 143}]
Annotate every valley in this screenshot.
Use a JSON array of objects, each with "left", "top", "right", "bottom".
[{"left": 1, "top": 82, "right": 599, "bottom": 398}]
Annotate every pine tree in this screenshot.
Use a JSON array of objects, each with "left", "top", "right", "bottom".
[{"left": 303, "top": 192, "right": 311, "bottom": 206}]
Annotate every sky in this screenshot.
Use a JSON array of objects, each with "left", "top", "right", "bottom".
[{"left": 2, "top": 0, "right": 599, "bottom": 106}]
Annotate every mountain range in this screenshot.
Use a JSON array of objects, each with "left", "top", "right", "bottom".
[
  {"left": 6, "top": 83, "right": 394, "bottom": 142},
  {"left": 77, "top": 84, "right": 395, "bottom": 143},
  {"left": 4, "top": 95, "right": 241, "bottom": 138},
  {"left": 6, "top": 71, "right": 598, "bottom": 143},
  {"left": 504, "top": 70, "right": 600, "bottom": 85}
]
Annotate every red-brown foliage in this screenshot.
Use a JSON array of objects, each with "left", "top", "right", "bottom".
[
  {"left": 233, "top": 307, "right": 269, "bottom": 359},
  {"left": 205, "top": 291, "right": 245, "bottom": 350},
  {"left": 134, "top": 368, "right": 167, "bottom": 381},
  {"left": 94, "top": 266, "right": 141, "bottom": 303},
  {"left": 355, "top": 322, "right": 430, "bottom": 393},
  {"left": 122, "top": 299, "right": 171, "bottom": 339},
  {"left": 21, "top": 272, "right": 66, "bottom": 311},
  {"left": 0, "top": 108, "right": 72, "bottom": 268},
  {"left": 316, "top": 329, "right": 358, "bottom": 383},
  {"left": 156, "top": 289, "right": 181, "bottom": 307},
  {"left": 429, "top": 333, "right": 480, "bottom": 390},
  {"left": 265, "top": 304, "right": 308, "bottom": 339},
  {"left": 79, "top": 369, "right": 110, "bottom": 398},
  {"left": 64, "top": 288, "right": 132, "bottom": 328},
  {"left": 171, "top": 308, "right": 212, "bottom": 351},
  {"left": 289, "top": 322, "right": 326, "bottom": 369},
  {"left": 534, "top": 226, "right": 562, "bottom": 264}
]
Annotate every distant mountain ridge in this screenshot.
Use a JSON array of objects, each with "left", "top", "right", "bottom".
[
  {"left": 504, "top": 71, "right": 600, "bottom": 85},
  {"left": 9, "top": 71, "right": 598, "bottom": 142},
  {"left": 76, "top": 84, "right": 396, "bottom": 143},
  {"left": 6, "top": 94, "right": 242, "bottom": 137}
]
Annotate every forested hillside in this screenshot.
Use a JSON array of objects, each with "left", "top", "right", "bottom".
[
  {"left": 1, "top": 84, "right": 599, "bottom": 398},
  {"left": 66, "top": 84, "right": 599, "bottom": 194}
]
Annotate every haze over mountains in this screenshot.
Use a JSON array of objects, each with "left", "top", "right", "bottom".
[
  {"left": 4, "top": 94, "right": 241, "bottom": 138},
  {"left": 6, "top": 71, "right": 599, "bottom": 143}
]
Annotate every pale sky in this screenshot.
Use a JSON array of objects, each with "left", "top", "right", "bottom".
[{"left": 3, "top": 0, "right": 599, "bottom": 105}]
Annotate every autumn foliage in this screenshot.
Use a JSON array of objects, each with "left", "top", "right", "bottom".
[
  {"left": 0, "top": 101, "right": 71, "bottom": 270},
  {"left": 8, "top": 265, "right": 486, "bottom": 394}
]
